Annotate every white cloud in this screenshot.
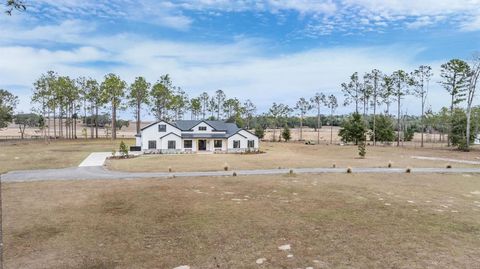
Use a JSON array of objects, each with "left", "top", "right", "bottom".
[
  {"left": 0, "top": 31, "right": 449, "bottom": 118},
  {"left": 11, "top": 0, "right": 480, "bottom": 35}
]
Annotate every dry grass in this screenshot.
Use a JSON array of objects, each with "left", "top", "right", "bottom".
[
  {"left": 0, "top": 139, "right": 134, "bottom": 174},
  {"left": 4, "top": 173, "right": 480, "bottom": 268},
  {"left": 107, "top": 142, "right": 480, "bottom": 173}
]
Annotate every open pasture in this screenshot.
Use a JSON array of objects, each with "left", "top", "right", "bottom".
[{"left": 4, "top": 173, "right": 480, "bottom": 268}]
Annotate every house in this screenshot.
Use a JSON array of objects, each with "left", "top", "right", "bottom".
[{"left": 136, "top": 120, "right": 259, "bottom": 153}]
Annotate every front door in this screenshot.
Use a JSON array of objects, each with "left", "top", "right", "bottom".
[{"left": 198, "top": 139, "right": 207, "bottom": 151}]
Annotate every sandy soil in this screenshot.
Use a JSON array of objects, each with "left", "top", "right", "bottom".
[{"left": 4, "top": 173, "right": 480, "bottom": 268}]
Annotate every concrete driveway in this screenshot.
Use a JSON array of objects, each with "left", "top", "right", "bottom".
[{"left": 78, "top": 152, "right": 112, "bottom": 167}]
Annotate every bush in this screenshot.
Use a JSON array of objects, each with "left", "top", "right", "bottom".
[
  {"left": 254, "top": 125, "right": 265, "bottom": 139},
  {"left": 358, "top": 142, "right": 366, "bottom": 158},
  {"left": 450, "top": 109, "right": 475, "bottom": 150},
  {"left": 370, "top": 115, "right": 395, "bottom": 143},
  {"left": 404, "top": 124, "right": 416, "bottom": 142},
  {"left": 282, "top": 125, "right": 291, "bottom": 142},
  {"left": 339, "top": 113, "right": 367, "bottom": 145},
  {"left": 119, "top": 141, "right": 129, "bottom": 157}
]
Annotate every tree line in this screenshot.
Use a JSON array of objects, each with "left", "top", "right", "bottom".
[
  {"left": 0, "top": 55, "right": 479, "bottom": 150},
  {"left": 10, "top": 72, "right": 256, "bottom": 140},
  {"left": 336, "top": 55, "right": 480, "bottom": 151}
]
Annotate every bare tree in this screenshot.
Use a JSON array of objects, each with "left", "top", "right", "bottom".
[
  {"left": 466, "top": 54, "right": 480, "bottom": 149},
  {"left": 199, "top": 92, "right": 209, "bottom": 119},
  {"left": 310, "top": 92, "right": 326, "bottom": 144},
  {"left": 294, "top": 97, "right": 312, "bottom": 141},
  {"left": 411, "top": 65, "right": 433, "bottom": 147},
  {"left": 391, "top": 70, "right": 411, "bottom": 147},
  {"left": 341, "top": 72, "right": 362, "bottom": 113},
  {"left": 326, "top": 95, "right": 338, "bottom": 144},
  {"left": 364, "top": 69, "right": 383, "bottom": 145}
]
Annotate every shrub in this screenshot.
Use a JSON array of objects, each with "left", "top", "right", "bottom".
[
  {"left": 232, "top": 172, "right": 237, "bottom": 176},
  {"left": 346, "top": 167, "right": 352, "bottom": 173},
  {"left": 446, "top": 164, "right": 452, "bottom": 169},
  {"left": 332, "top": 163, "right": 336, "bottom": 168},
  {"left": 358, "top": 142, "right": 366, "bottom": 158},
  {"left": 224, "top": 163, "right": 229, "bottom": 171},
  {"left": 339, "top": 113, "right": 367, "bottom": 145},
  {"left": 111, "top": 149, "right": 116, "bottom": 157},
  {"left": 254, "top": 126, "right": 265, "bottom": 139},
  {"left": 289, "top": 169, "right": 294, "bottom": 175},
  {"left": 406, "top": 167, "right": 411, "bottom": 173},
  {"left": 119, "top": 140, "right": 129, "bottom": 157},
  {"left": 168, "top": 166, "right": 172, "bottom": 173},
  {"left": 282, "top": 125, "right": 291, "bottom": 142},
  {"left": 370, "top": 115, "right": 395, "bottom": 143},
  {"left": 388, "top": 161, "right": 392, "bottom": 168}
]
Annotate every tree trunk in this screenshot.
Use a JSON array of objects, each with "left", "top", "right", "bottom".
[
  {"left": 95, "top": 105, "right": 99, "bottom": 139},
  {"left": 449, "top": 93, "right": 454, "bottom": 147},
  {"left": 466, "top": 108, "right": 471, "bottom": 149},
  {"left": 421, "top": 93, "right": 424, "bottom": 147},
  {"left": 59, "top": 108, "right": 63, "bottom": 138},
  {"left": 330, "top": 111, "right": 333, "bottom": 144},
  {"left": 317, "top": 106, "right": 320, "bottom": 144},
  {"left": 397, "top": 94, "right": 401, "bottom": 147},
  {"left": 299, "top": 116, "right": 303, "bottom": 141},
  {"left": 373, "top": 96, "right": 376, "bottom": 146},
  {"left": 136, "top": 101, "right": 141, "bottom": 134},
  {"left": 90, "top": 104, "right": 94, "bottom": 139},
  {"left": 112, "top": 103, "right": 117, "bottom": 140},
  {"left": 53, "top": 107, "right": 56, "bottom": 139}
]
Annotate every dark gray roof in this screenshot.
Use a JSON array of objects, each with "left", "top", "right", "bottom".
[
  {"left": 173, "top": 120, "right": 240, "bottom": 135},
  {"left": 181, "top": 133, "right": 231, "bottom": 139}
]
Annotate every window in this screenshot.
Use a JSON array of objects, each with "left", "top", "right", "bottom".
[
  {"left": 158, "top": 124, "right": 166, "bottom": 132},
  {"left": 148, "top": 140, "right": 157, "bottom": 149},
  {"left": 168, "top": 140, "right": 176, "bottom": 149},
  {"left": 184, "top": 140, "right": 192, "bottom": 148},
  {"left": 248, "top": 140, "right": 255, "bottom": 148},
  {"left": 214, "top": 140, "right": 222, "bottom": 148},
  {"left": 198, "top": 126, "right": 207, "bottom": 131},
  {"left": 233, "top": 140, "right": 240, "bottom": 148}
]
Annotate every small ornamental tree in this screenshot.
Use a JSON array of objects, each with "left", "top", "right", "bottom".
[
  {"left": 370, "top": 114, "right": 395, "bottom": 143},
  {"left": 358, "top": 142, "right": 366, "bottom": 158},
  {"left": 14, "top": 113, "right": 43, "bottom": 139},
  {"left": 119, "top": 140, "right": 129, "bottom": 157},
  {"left": 339, "top": 113, "right": 367, "bottom": 145},
  {"left": 282, "top": 125, "right": 291, "bottom": 142},
  {"left": 254, "top": 125, "right": 265, "bottom": 139},
  {"left": 450, "top": 108, "right": 475, "bottom": 150}
]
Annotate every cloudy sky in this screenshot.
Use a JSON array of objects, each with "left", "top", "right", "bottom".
[{"left": 1, "top": 0, "right": 480, "bottom": 118}]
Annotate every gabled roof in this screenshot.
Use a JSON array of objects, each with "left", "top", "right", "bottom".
[
  {"left": 140, "top": 120, "right": 180, "bottom": 131},
  {"left": 159, "top": 132, "right": 181, "bottom": 139},
  {"left": 173, "top": 120, "right": 241, "bottom": 135},
  {"left": 140, "top": 119, "right": 258, "bottom": 139}
]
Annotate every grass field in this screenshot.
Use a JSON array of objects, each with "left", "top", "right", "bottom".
[
  {"left": 107, "top": 142, "right": 480, "bottom": 173},
  {"left": 4, "top": 173, "right": 480, "bottom": 268},
  {"left": 0, "top": 139, "right": 134, "bottom": 174}
]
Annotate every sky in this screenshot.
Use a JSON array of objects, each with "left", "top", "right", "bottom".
[{"left": 1, "top": 0, "right": 480, "bottom": 119}]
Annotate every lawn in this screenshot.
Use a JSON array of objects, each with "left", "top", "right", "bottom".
[
  {"left": 107, "top": 142, "right": 480, "bottom": 173},
  {"left": 4, "top": 173, "right": 480, "bottom": 268},
  {"left": 0, "top": 139, "right": 134, "bottom": 174}
]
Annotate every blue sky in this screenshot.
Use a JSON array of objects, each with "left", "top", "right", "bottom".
[{"left": 1, "top": 0, "right": 480, "bottom": 119}]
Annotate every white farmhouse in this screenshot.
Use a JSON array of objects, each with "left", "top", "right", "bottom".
[{"left": 136, "top": 120, "right": 259, "bottom": 153}]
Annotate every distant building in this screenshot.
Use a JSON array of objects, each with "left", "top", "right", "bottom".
[{"left": 136, "top": 120, "right": 259, "bottom": 153}]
